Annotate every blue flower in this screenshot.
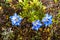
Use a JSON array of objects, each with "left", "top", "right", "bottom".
[
  {"left": 32, "top": 20, "right": 42, "bottom": 31},
  {"left": 42, "top": 13, "right": 52, "bottom": 27},
  {"left": 10, "top": 13, "right": 23, "bottom": 26}
]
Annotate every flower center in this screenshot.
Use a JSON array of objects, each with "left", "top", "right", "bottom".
[
  {"left": 15, "top": 18, "right": 18, "bottom": 21},
  {"left": 46, "top": 18, "right": 49, "bottom": 21}
]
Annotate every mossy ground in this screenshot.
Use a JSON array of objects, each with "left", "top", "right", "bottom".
[{"left": 0, "top": 0, "right": 60, "bottom": 40}]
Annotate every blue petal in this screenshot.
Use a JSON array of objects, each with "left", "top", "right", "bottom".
[
  {"left": 45, "top": 14, "right": 49, "bottom": 17},
  {"left": 42, "top": 18, "right": 46, "bottom": 22},
  {"left": 15, "top": 23, "right": 20, "bottom": 25},
  {"left": 14, "top": 13, "right": 17, "bottom": 16},
  {"left": 48, "top": 16, "right": 52, "bottom": 19},
  {"left": 12, "top": 22, "right": 15, "bottom": 25},
  {"left": 32, "top": 26, "right": 39, "bottom": 31},
  {"left": 10, "top": 16, "right": 12, "bottom": 18},
  {"left": 48, "top": 21, "right": 52, "bottom": 25}
]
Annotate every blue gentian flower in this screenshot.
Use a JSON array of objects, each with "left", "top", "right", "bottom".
[
  {"left": 32, "top": 20, "right": 42, "bottom": 31},
  {"left": 10, "top": 13, "right": 23, "bottom": 26},
  {"left": 42, "top": 13, "right": 52, "bottom": 27}
]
